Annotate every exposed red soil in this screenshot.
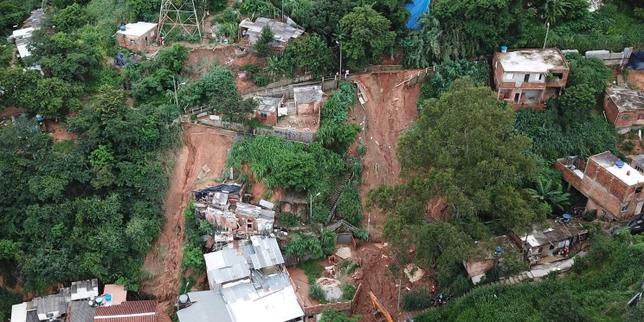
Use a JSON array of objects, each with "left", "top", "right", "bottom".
[
  {"left": 44, "top": 120, "right": 77, "bottom": 142},
  {"left": 351, "top": 71, "right": 421, "bottom": 242},
  {"left": 628, "top": 70, "right": 644, "bottom": 90},
  {"left": 0, "top": 106, "right": 25, "bottom": 120},
  {"left": 140, "top": 123, "right": 234, "bottom": 320}
]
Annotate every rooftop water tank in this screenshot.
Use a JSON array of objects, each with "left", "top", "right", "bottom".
[
  {"left": 500, "top": 45, "right": 508, "bottom": 53},
  {"left": 495, "top": 246, "right": 503, "bottom": 254},
  {"left": 95, "top": 297, "right": 104, "bottom": 306},
  {"left": 616, "top": 159, "right": 625, "bottom": 168},
  {"left": 105, "top": 293, "right": 112, "bottom": 302},
  {"left": 119, "top": 24, "right": 126, "bottom": 31},
  {"left": 35, "top": 114, "right": 44, "bottom": 122},
  {"left": 178, "top": 294, "right": 189, "bottom": 305}
]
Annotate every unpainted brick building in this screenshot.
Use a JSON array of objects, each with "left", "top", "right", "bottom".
[
  {"left": 556, "top": 151, "right": 644, "bottom": 220},
  {"left": 603, "top": 86, "right": 644, "bottom": 134}
]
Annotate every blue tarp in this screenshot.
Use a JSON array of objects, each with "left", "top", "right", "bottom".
[{"left": 405, "top": 0, "right": 431, "bottom": 29}]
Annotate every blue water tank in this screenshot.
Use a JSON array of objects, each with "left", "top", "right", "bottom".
[
  {"left": 562, "top": 212, "right": 572, "bottom": 223},
  {"left": 35, "top": 114, "right": 44, "bottom": 122},
  {"left": 105, "top": 293, "right": 112, "bottom": 302},
  {"left": 616, "top": 159, "right": 625, "bottom": 168},
  {"left": 495, "top": 246, "right": 503, "bottom": 254},
  {"left": 500, "top": 45, "right": 508, "bottom": 53},
  {"left": 119, "top": 24, "right": 126, "bottom": 31}
]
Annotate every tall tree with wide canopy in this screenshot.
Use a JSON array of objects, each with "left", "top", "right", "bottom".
[{"left": 338, "top": 5, "right": 395, "bottom": 69}]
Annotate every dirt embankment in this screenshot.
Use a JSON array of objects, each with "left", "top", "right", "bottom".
[
  {"left": 140, "top": 123, "right": 235, "bottom": 320},
  {"left": 351, "top": 71, "right": 421, "bottom": 241},
  {"left": 349, "top": 70, "right": 422, "bottom": 322}
]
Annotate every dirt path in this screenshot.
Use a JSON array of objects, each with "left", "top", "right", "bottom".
[
  {"left": 140, "top": 123, "right": 235, "bottom": 320},
  {"left": 351, "top": 71, "right": 421, "bottom": 241}
]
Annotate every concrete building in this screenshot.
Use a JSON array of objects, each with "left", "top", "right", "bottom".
[
  {"left": 511, "top": 218, "right": 588, "bottom": 266},
  {"left": 603, "top": 86, "right": 644, "bottom": 134},
  {"left": 557, "top": 151, "right": 644, "bottom": 220},
  {"left": 493, "top": 48, "right": 569, "bottom": 110},
  {"left": 116, "top": 22, "right": 158, "bottom": 52},
  {"left": 11, "top": 279, "right": 98, "bottom": 322},
  {"left": 180, "top": 236, "right": 304, "bottom": 322},
  {"left": 254, "top": 96, "right": 285, "bottom": 126},
  {"left": 293, "top": 85, "right": 324, "bottom": 116},
  {"left": 239, "top": 17, "right": 304, "bottom": 49}
]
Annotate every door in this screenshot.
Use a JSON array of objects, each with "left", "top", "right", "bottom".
[
  {"left": 636, "top": 201, "right": 643, "bottom": 214},
  {"left": 514, "top": 93, "right": 520, "bottom": 103},
  {"left": 524, "top": 74, "right": 530, "bottom": 82}
]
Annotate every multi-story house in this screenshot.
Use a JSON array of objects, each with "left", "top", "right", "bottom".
[{"left": 493, "top": 48, "right": 569, "bottom": 110}]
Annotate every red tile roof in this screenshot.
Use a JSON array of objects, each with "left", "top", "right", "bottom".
[{"left": 94, "top": 300, "right": 158, "bottom": 322}]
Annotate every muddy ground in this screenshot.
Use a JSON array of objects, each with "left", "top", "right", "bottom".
[
  {"left": 351, "top": 71, "right": 421, "bottom": 242},
  {"left": 139, "top": 123, "right": 235, "bottom": 320},
  {"left": 349, "top": 71, "right": 423, "bottom": 321},
  {"left": 185, "top": 46, "right": 262, "bottom": 93}
]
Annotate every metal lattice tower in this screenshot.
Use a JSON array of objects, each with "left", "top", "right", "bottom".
[{"left": 158, "top": 0, "right": 202, "bottom": 40}]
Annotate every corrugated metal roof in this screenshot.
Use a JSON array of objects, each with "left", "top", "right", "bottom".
[
  {"left": 245, "top": 236, "right": 284, "bottom": 269},
  {"left": 71, "top": 279, "right": 99, "bottom": 301},
  {"left": 68, "top": 301, "right": 96, "bottom": 322},
  {"left": 176, "top": 291, "right": 232, "bottom": 322},
  {"left": 10, "top": 302, "right": 27, "bottom": 322},
  {"left": 205, "top": 248, "right": 250, "bottom": 286},
  {"left": 226, "top": 285, "right": 304, "bottom": 322}
]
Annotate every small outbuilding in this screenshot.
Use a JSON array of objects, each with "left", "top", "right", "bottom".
[
  {"left": 239, "top": 17, "right": 304, "bottom": 49},
  {"left": 603, "top": 86, "right": 644, "bottom": 134},
  {"left": 511, "top": 217, "right": 589, "bottom": 266},
  {"left": 116, "top": 22, "right": 158, "bottom": 52}
]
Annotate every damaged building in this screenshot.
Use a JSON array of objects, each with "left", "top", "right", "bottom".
[
  {"left": 239, "top": 17, "right": 304, "bottom": 49},
  {"left": 178, "top": 236, "right": 304, "bottom": 322},
  {"left": 194, "top": 184, "right": 276, "bottom": 249},
  {"left": 603, "top": 86, "right": 644, "bottom": 134},
  {"left": 511, "top": 217, "right": 589, "bottom": 266}
]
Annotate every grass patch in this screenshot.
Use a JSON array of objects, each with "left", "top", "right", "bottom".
[{"left": 300, "top": 260, "right": 324, "bottom": 284}]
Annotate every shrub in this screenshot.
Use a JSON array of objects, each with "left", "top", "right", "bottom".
[
  {"left": 309, "top": 283, "right": 326, "bottom": 302},
  {"left": 278, "top": 212, "right": 300, "bottom": 228},
  {"left": 300, "top": 260, "right": 324, "bottom": 283},
  {"left": 582, "top": 209, "right": 597, "bottom": 221},
  {"left": 402, "top": 288, "right": 433, "bottom": 311},
  {"left": 341, "top": 283, "right": 356, "bottom": 300}
]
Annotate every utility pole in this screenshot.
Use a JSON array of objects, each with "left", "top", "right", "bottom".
[
  {"left": 336, "top": 40, "right": 342, "bottom": 79},
  {"left": 543, "top": 22, "right": 550, "bottom": 49}
]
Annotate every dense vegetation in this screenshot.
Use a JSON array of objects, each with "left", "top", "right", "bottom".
[
  {"left": 0, "top": 1, "right": 186, "bottom": 294},
  {"left": 404, "top": 0, "right": 644, "bottom": 67},
  {"left": 418, "top": 232, "right": 644, "bottom": 322}
]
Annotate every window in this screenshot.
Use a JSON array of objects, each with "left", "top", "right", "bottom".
[
  {"left": 524, "top": 74, "right": 530, "bottom": 82},
  {"left": 552, "top": 73, "right": 563, "bottom": 80},
  {"left": 636, "top": 187, "right": 642, "bottom": 193},
  {"left": 259, "top": 112, "right": 267, "bottom": 119},
  {"left": 622, "top": 204, "right": 629, "bottom": 212},
  {"left": 503, "top": 73, "right": 514, "bottom": 81},
  {"left": 514, "top": 93, "right": 520, "bottom": 103},
  {"left": 622, "top": 115, "right": 631, "bottom": 121},
  {"left": 549, "top": 245, "right": 555, "bottom": 250},
  {"left": 539, "top": 73, "right": 544, "bottom": 81}
]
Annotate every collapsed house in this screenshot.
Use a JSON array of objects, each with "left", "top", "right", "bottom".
[
  {"left": 603, "top": 86, "right": 644, "bottom": 134},
  {"left": 493, "top": 48, "right": 569, "bottom": 110},
  {"left": 239, "top": 17, "right": 304, "bottom": 49},
  {"left": 177, "top": 236, "right": 304, "bottom": 322},
  {"left": 463, "top": 235, "right": 518, "bottom": 285},
  {"left": 511, "top": 217, "right": 589, "bottom": 266},
  {"left": 194, "top": 184, "right": 276, "bottom": 249},
  {"left": 7, "top": 9, "right": 45, "bottom": 59},
  {"left": 557, "top": 151, "right": 644, "bottom": 220}
]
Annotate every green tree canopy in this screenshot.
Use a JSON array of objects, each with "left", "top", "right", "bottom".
[
  {"left": 286, "top": 33, "right": 335, "bottom": 77},
  {"left": 255, "top": 26, "right": 274, "bottom": 58},
  {"left": 338, "top": 5, "right": 395, "bottom": 69}
]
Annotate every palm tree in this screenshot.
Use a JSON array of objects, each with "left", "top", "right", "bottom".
[{"left": 527, "top": 177, "right": 571, "bottom": 213}]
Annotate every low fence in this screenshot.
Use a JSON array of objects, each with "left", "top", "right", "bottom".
[
  {"left": 302, "top": 284, "right": 363, "bottom": 317},
  {"left": 562, "top": 47, "right": 633, "bottom": 66},
  {"left": 365, "top": 65, "right": 404, "bottom": 73},
  {"left": 195, "top": 118, "right": 315, "bottom": 143}
]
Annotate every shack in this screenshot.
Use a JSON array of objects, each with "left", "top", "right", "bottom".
[
  {"left": 511, "top": 217, "right": 589, "bottom": 266},
  {"left": 239, "top": 17, "right": 304, "bottom": 49}
]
